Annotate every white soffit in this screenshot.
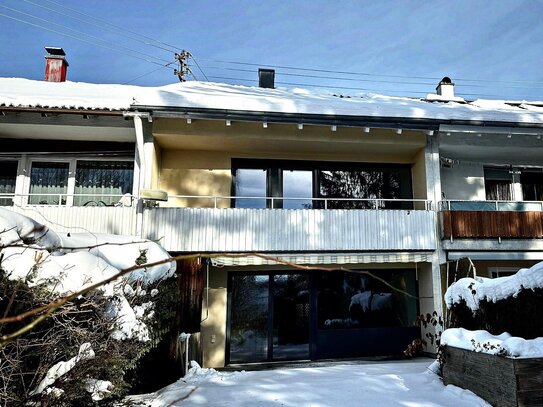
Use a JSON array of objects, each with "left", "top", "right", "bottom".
[{"left": 211, "top": 252, "right": 433, "bottom": 267}]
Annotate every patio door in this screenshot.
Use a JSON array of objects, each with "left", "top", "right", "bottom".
[{"left": 228, "top": 273, "right": 310, "bottom": 364}]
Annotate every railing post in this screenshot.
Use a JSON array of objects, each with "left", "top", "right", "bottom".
[
  {"left": 214, "top": 196, "right": 218, "bottom": 209},
  {"left": 58, "top": 194, "right": 62, "bottom": 207},
  {"left": 495, "top": 201, "right": 499, "bottom": 211},
  {"left": 324, "top": 199, "right": 327, "bottom": 210}
]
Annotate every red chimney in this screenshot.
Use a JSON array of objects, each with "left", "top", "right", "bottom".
[{"left": 44, "top": 47, "right": 69, "bottom": 82}]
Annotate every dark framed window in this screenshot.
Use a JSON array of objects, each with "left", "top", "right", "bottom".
[
  {"left": 317, "top": 269, "right": 417, "bottom": 330},
  {"left": 74, "top": 160, "right": 134, "bottom": 206},
  {"left": 484, "top": 167, "right": 512, "bottom": 201},
  {"left": 520, "top": 170, "right": 543, "bottom": 201},
  {"left": 232, "top": 159, "right": 412, "bottom": 209},
  {"left": 0, "top": 160, "right": 17, "bottom": 206},
  {"left": 29, "top": 161, "right": 69, "bottom": 205}
]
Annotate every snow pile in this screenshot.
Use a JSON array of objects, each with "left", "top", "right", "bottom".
[
  {"left": 30, "top": 343, "right": 95, "bottom": 396},
  {"left": 445, "top": 262, "right": 543, "bottom": 311},
  {"left": 83, "top": 379, "right": 114, "bottom": 401},
  {"left": 183, "top": 361, "right": 246, "bottom": 384},
  {"left": 0, "top": 210, "right": 176, "bottom": 341},
  {"left": 2, "top": 77, "right": 543, "bottom": 125},
  {"left": 0, "top": 78, "right": 141, "bottom": 110},
  {"left": 441, "top": 328, "right": 543, "bottom": 358}
]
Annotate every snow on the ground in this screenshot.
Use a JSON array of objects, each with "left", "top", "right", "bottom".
[
  {"left": 2, "top": 77, "right": 543, "bottom": 124},
  {"left": 441, "top": 328, "right": 543, "bottom": 358},
  {"left": 125, "top": 360, "right": 489, "bottom": 407},
  {"left": 444, "top": 262, "right": 543, "bottom": 311}
]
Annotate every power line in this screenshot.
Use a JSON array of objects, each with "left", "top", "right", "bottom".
[
  {"left": 18, "top": 0, "right": 179, "bottom": 54},
  {"left": 0, "top": 5, "right": 173, "bottom": 65},
  {"left": 197, "top": 56, "right": 543, "bottom": 87},
  {"left": 0, "top": 12, "right": 175, "bottom": 69},
  {"left": 122, "top": 62, "right": 176, "bottom": 85},
  {"left": 204, "top": 75, "right": 542, "bottom": 100},
  {"left": 196, "top": 63, "right": 543, "bottom": 91},
  {"left": 190, "top": 57, "right": 210, "bottom": 82}
]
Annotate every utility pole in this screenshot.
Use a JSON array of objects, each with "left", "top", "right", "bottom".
[{"left": 174, "top": 50, "right": 191, "bottom": 82}]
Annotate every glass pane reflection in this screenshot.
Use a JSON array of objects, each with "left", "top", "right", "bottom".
[
  {"left": 283, "top": 170, "right": 313, "bottom": 209},
  {"left": 229, "top": 275, "right": 269, "bottom": 363}
]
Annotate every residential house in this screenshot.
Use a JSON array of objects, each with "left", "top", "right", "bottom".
[{"left": 2, "top": 52, "right": 543, "bottom": 368}]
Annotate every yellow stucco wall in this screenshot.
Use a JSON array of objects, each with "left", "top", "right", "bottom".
[
  {"left": 153, "top": 119, "right": 429, "bottom": 207},
  {"left": 201, "top": 267, "right": 228, "bottom": 368}
]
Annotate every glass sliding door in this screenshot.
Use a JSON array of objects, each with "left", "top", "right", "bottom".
[
  {"left": 229, "top": 275, "right": 270, "bottom": 363},
  {"left": 273, "top": 274, "right": 310, "bottom": 360},
  {"left": 234, "top": 168, "right": 267, "bottom": 208},
  {"left": 282, "top": 170, "right": 313, "bottom": 209},
  {"left": 229, "top": 272, "right": 310, "bottom": 363}
]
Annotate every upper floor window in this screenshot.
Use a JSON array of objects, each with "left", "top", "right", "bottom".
[
  {"left": 520, "top": 170, "right": 543, "bottom": 201},
  {"left": 29, "top": 162, "right": 69, "bottom": 205},
  {"left": 75, "top": 161, "right": 134, "bottom": 206},
  {"left": 232, "top": 159, "right": 412, "bottom": 209},
  {"left": 26, "top": 159, "right": 134, "bottom": 206},
  {"left": 484, "top": 167, "right": 512, "bottom": 201},
  {"left": 0, "top": 160, "right": 18, "bottom": 206}
]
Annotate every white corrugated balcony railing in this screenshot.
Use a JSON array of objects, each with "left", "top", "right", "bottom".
[
  {"left": 144, "top": 196, "right": 436, "bottom": 252},
  {"left": 0, "top": 193, "right": 137, "bottom": 235}
]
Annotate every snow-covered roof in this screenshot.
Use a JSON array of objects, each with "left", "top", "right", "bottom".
[{"left": 2, "top": 77, "right": 543, "bottom": 125}]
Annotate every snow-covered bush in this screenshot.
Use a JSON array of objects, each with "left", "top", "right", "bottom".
[
  {"left": 445, "top": 263, "right": 543, "bottom": 339},
  {"left": 0, "top": 209, "right": 179, "bottom": 406}
]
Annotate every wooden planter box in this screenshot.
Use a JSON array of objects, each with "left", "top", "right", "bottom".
[{"left": 442, "top": 345, "right": 543, "bottom": 407}]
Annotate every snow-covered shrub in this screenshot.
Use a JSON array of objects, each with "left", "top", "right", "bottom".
[
  {"left": 0, "top": 210, "right": 179, "bottom": 405},
  {"left": 445, "top": 263, "right": 543, "bottom": 339}
]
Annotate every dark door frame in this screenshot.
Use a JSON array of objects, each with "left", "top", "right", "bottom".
[{"left": 226, "top": 270, "right": 312, "bottom": 365}]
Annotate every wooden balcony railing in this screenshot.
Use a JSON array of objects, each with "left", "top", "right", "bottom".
[{"left": 441, "top": 210, "right": 543, "bottom": 239}]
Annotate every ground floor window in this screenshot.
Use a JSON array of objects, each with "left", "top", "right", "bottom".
[
  {"left": 227, "top": 269, "right": 419, "bottom": 364},
  {"left": 317, "top": 269, "right": 417, "bottom": 329}
]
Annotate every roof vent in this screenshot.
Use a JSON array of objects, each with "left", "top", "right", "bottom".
[
  {"left": 44, "top": 47, "right": 69, "bottom": 82},
  {"left": 436, "top": 76, "right": 454, "bottom": 98},
  {"left": 258, "top": 68, "right": 275, "bottom": 89}
]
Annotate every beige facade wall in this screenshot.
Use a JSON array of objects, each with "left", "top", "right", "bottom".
[
  {"left": 201, "top": 267, "right": 228, "bottom": 368},
  {"left": 153, "top": 119, "right": 428, "bottom": 208}
]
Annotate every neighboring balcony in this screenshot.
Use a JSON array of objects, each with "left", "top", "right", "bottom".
[
  {"left": 143, "top": 196, "right": 437, "bottom": 252},
  {"left": 0, "top": 193, "right": 136, "bottom": 236},
  {"left": 440, "top": 200, "right": 543, "bottom": 240}
]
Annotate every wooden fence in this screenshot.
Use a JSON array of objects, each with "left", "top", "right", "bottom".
[{"left": 442, "top": 345, "right": 543, "bottom": 407}]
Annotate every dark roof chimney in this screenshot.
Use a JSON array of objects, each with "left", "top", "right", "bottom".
[
  {"left": 258, "top": 68, "right": 275, "bottom": 89},
  {"left": 44, "top": 47, "right": 69, "bottom": 82}
]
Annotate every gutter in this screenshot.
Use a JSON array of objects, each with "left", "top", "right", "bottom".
[
  {"left": 131, "top": 105, "right": 543, "bottom": 131},
  {"left": 0, "top": 106, "right": 125, "bottom": 116}
]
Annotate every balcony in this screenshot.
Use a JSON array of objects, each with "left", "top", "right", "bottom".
[
  {"left": 440, "top": 200, "right": 543, "bottom": 240},
  {"left": 0, "top": 193, "right": 136, "bottom": 235},
  {"left": 143, "top": 196, "right": 436, "bottom": 252}
]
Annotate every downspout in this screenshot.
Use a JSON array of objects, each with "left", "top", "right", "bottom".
[{"left": 125, "top": 111, "right": 152, "bottom": 238}]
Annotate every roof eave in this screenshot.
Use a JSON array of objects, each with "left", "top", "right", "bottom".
[{"left": 132, "top": 105, "right": 543, "bottom": 130}]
